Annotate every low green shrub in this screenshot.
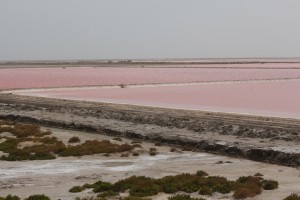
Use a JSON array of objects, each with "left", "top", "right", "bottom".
[
  {"left": 199, "top": 186, "right": 213, "bottom": 195},
  {"left": 212, "top": 182, "right": 232, "bottom": 194},
  {"left": 234, "top": 187, "right": 259, "bottom": 199},
  {"left": 69, "top": 186, "right": 84, "bottom": 193},
  {"left": 25, "top": 194, "right": 51, "bottom": 200},
  {"left": 262, "top": 180, "right": 278, "bottom": 190},
  {"left": 0, "top": 121, "right": 135, "bottom": 161},
  {"left": 233, "top": 176, "right": 262, "bottom": 199},
  {"left": 181, "top": 147, "right": 193, "bottom": 151},
  {"left": 196, "top": 170, "right": 208, "bottom": 177},
  {"left": 121, "top": 197, "right": 151, "bottom": 200},
  {"left": 254, "top": 173, "right": 263, "bottom": 177},
  {"left": 131, "top": 140, "right": 142, "bottom": 144},
  {"left": 71, "top": 171, "right": 277, "bottom": 199},
  {"left": 149, "top": 147, "right": 158, "bottom": 156},
  {"left": 0, "top": 138, "right": 19, "bottom": 153},
  {"left": 59, "top": 140, "right": 133, "bottom": 157},
  {"left": 3, "top": 195, "right": 20, "bottom": 200},
  {"left": 149, "top": 151, "right": 157, "bottom": 156},
  {"left": 0, "top": 122, "right": 51, "bottom": 138},
  {"left": 112, "top": 176, "right": 156, "bottom": 193},
  {"left": 68, "top": 136, "right": 81, "bottom": 143},
  {"left": 168, "top": 194, "right": 205, "bottom": 200},
  {"left": 37, "top": 137, "right": 58, "bottom": 144},
  {"left": 74, "top": 197, "right": 102, "bottom": 200},
  {"left": 132, "top": 152, "right": 139, "bottom": 156},
  {"left": 284, "top": 194, "right": 300, "bottom": 200},
  {"left": 92, "top": 182, "right": 112, "bottom": 193},
  {"left": 82, "top": 183, "right": 94, "bottom": 189},
  {"left": 149, "top": 148, "right": 157, "bottom": 152},
  {"left": 132, "top": 144, "right": 142, "bottom": 148},
  {"left": 129, "top": 184, "right": 160, "bottom": 197},
  {"left": 97, "top": 190, "right": 118, "bottom": 197}
]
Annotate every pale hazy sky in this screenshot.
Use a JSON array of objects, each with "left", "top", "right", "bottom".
[{"left": 0, "top": 0, "right": 300, "bottom": 61}]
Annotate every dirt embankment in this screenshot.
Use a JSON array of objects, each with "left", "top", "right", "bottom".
[{"left": 0, "top": 93, "right": 299, "bottom": 167}]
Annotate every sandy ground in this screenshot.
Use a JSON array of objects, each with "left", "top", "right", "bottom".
[{"left": 0, "top": 127, "right": 299, "bottom": 200}]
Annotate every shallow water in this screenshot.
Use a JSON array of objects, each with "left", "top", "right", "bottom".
[
  {"left": 2, "top": 66, "right": 300, "bottom": 90},
  {"left": 16, "top": 79, "right": 300, "bottom": 119}
]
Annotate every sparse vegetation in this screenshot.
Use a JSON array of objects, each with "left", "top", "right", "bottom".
[
  {"left": 68, "top": 136, "right": 81, "bottom": 143},
  {"left": 69, "top": 186, "right": 85, "bottom": 193},
  {"left": 0, "top": 122, "right": 50, "bottom": 138},
  {"left": 262, "top": 180, "right": 278, "bottom": 190},
  {"left": 132, "top": 152, "right": 140, "bottom": 156},
  {"left": 254, "top": 173, "right": 263, "bottom": 177},
  {"left": 196, "top": 170, "right": 208, "bottom": 177},
  {"left": 74, "top": 197, "right": 102, "bottom": 200},
  {"left": 97, "top": 190, "right": 117, "bottom": 198},
  {"left": 120, "top": 153, "right": 129, "bottom": 157},
  {"left": 149, "top": 147, "right": 158, "bottom": 156},
  {"left": 59, "top": 140, "right": 133, "bottom": 157},
  {"left": 25, "top": 195, "right": 51, "bottom": 200},
  {"left": 149, "top": 147, "right": 157, "bottom": 152},
  {"left": 199, "top": 186, "right": 213, "bottom": 196},
  {"left": 149, "top": 151, "right": 157, "bottom": 156},
  {"left": 131, "top": 140, "right": 142, "bottom": 144},
  {"left": 182, "top": 147, "right": 193, "bottom": 151},
  {"left": 168, "top": 194, "right": 205, "bottom": 200},
  {"left": 0, "top": 120, "right": 135, "bottom": 161},
  {"left": 284, "top": 194, "right": 300, "bottom": 200},
  {"left": 0, "top": 195, "right": 20, "bottom": 200},
  {"left": 154, "top": 142, "right": 162, "bottom": 146},
  {"left": 121, "top": 197, "right": 151, "bottom": 200},
  {"left": 71, "top": 171, "right": 277, "bottom": 199},
  {"left": 93, "top": 181, "right": 112, "bottom": 193},
  {"left": 132, "top": 144, "right": 142, "bottom": 148},
  {"left": 0, "top": 195, "right": 50, "bottom": 200},
  {"left": 0, "top": 122, "right": 61, "bottom": 161},
  {"left": 233, "top": 176, "right": 263, "bottom": 199}
]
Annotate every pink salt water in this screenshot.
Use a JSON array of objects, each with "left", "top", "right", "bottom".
[
  {"left": 15, "top": 80, "right": 300, "bottom": 119},
  {"left": 2, "top": 66, "right": 300, "bottom": 90}
]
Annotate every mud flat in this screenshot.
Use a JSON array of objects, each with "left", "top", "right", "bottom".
[{"left": 0, "top": 93, "right": 299, "bottom": 167}]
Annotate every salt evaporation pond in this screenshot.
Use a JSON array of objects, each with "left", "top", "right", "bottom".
[
  {"left": 1, "top": 66, "right": 300, "bottom": 90},
  {"left": 15, "top": 79, "right": 300, "bottom": 119}
]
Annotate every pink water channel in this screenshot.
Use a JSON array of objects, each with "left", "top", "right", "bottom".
[
  {"left": 2, "top": 65, "right": 300, "bottom": 90},
  {"left": 16, "top": 80, "right": 300, "bottom": 119}
]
